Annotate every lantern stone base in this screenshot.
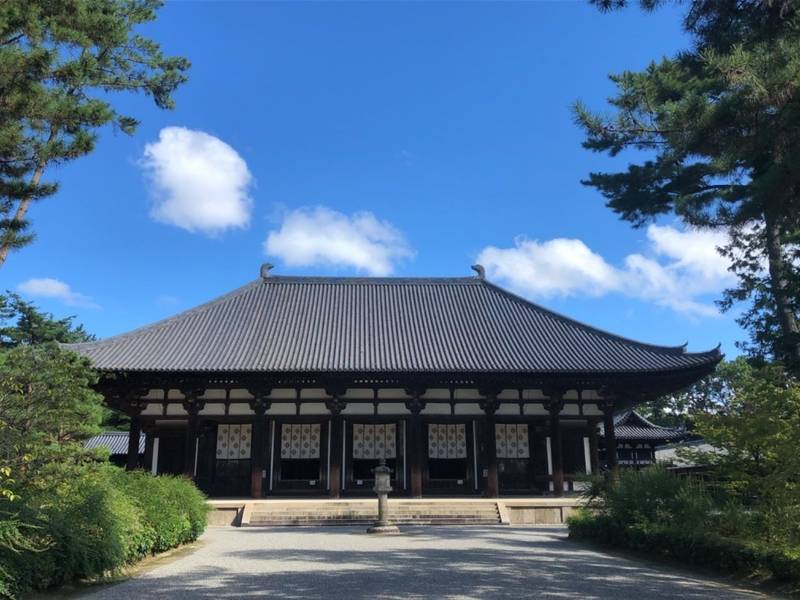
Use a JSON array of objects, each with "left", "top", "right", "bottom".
[{"left": 367, "top": 524, "right": 400, "bottom": 535}]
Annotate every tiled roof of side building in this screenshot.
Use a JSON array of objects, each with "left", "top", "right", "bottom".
[
  {"left": 65, "top": 272, "right": 722, "bottom": 374},
  {"left": 85, "top": 431, "right": 145, "bottom": 455},
  {"left": 599, "top": 411, "right": 686, "bottom": 441}
]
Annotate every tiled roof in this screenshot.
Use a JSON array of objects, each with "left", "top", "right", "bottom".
[
  {"left": 85, "top": 431, "right": 145, "bottom": 455},
  {"left": 600, "top": 410, "right": 686, "bottom": 441},
  {"left": 66, "top": 274, "right": 721, "bottom": 374}
]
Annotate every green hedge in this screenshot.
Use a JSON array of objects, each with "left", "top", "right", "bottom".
[
  {"left": 568, "top": 510, "right": 800, "bottom": 584},
  {"left": 0, "top": 467, "right": 210, "bottom": 598}
]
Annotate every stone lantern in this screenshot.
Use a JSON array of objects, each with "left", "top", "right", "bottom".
[{"left": 367, "top": 459, "right": 399, "bottom": 534}]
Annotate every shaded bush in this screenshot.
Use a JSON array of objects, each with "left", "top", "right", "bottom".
[
  {"left": 568, "top": 510, "right": 800, "bottom": 583},
  {"left": 569, "top": 466, "right": 800, "bottom": 587},
  {"left": 0, "top": 466, "right": 209, "bottom": 599}
]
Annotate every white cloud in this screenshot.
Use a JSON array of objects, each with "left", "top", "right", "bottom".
[
  {"left": 264, "top": 206, "right": 414, "bottom": 276},
  {"left": 476, "top": 225, "right": 735, "bottom": 317},
  {"left": 141, "top": 126, "right": 253, "bottom": 235},
  {"left": 17, "top": 278, "right": 98, "bottom": 308}
]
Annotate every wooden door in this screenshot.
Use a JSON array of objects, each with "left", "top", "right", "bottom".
[{"left": 496, "top": 423, "right": 533, "bottom": 492}]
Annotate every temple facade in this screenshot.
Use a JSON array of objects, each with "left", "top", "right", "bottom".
[{"left": 67, "top": 266, "right": 720, "bottom": 499}]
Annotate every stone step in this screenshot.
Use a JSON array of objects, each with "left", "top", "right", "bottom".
[{"left": 245, "top": 500, "right": 502, "bottom": 526}]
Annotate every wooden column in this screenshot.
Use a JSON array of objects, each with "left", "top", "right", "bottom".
[
  {"left": 602, "top": 403, "right": 618, "bottom": 471},
  {"left": 480, "top": 397, "right": 500, "bottom": 498},
  {"left": 326, "top": 397, "right": 346, "bottom": 498},
  {"left": 588, "top": 421, "right": 600, "bottom": 474},
  {"left": 249, "top": 395, "right": 270, "bottom": 499},
  {"left": 405, "top": 396, "right": 426, "bottom": 498},
  {"left": 181, "top": 387, "right": 205, "bottom": 478},
  {"left": 126, "top": 414, "right": 142, "bottom": 471},
  {"left": 545, "top": 390, "right": 565, "bottom": 496}
]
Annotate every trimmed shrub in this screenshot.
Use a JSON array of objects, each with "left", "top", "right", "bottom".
[
  {"left": 1, "top": 466, "right": 209, "bottom": 599},
  {"left": 568, "top": 509, "right": 800, "bottom": 584},
  {"left": 112, "top": 470, "right": 210, "bottom": 554}
]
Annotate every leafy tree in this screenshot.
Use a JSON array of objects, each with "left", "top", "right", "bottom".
[
  {"left": 0, "top": 292, "right": 94, "bottom": 347},
  {"left": 686, "top": 358, "right": 800, "bottom": 545},
  {"left": 639, "top": 360, "right": 738, "bottom": 429},
  {"left": 574, "top": 1, "right": 800, "bottom": 371},
  {"left": 0, "top": 343, "right": 105, "bottom": 480},
  {"left": 0, "top": 0, "right": 189, "bottom": 266}
]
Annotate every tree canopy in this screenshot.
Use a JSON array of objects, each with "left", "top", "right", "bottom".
[
  {"left": 0, "top": 292, "right": 94, "bottom": 347},
  {"left": 0, "top": 0, "right": 189, "bottom": 266},
  {"left": 575, "top": 0, "right": 800, "bottom": 371}
]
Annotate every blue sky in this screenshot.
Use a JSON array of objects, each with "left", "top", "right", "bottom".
[{"left": 4, "top": 1, "right": 741, "bottom": 356}]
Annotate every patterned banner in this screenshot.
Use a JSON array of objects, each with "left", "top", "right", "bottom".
[
  {"left": 495, "top": 423, "right": 530, "bottom": 458},
  {"left": 281, "top": 423, "right": 321, "bottom": 459},
  {"left": 353, "top": 423, "right": 397, "bottom": 459},
  {"left": 215, "top": 424, "right": 252, "bottom": 460},
  {"left": 428, "top": 423, "right": 467, "bottom": 459}
]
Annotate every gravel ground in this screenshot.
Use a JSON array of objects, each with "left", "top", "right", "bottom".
[{"left": 80, "top": 526, "right": 774, "bottom": 599}]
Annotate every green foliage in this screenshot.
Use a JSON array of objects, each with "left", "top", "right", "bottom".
[
  {"left": 568, "top": 510, "right": 800, "bottom": 583},
  {"left": 576, "top": 1, "right": 800, "bottom": 369},
  {"left": 583, "top": 466, "right": 711, "bottom": 531},
  {"left": 688, "top": 359, "right": 800, "bottom": 546},
  {"left": 638, "top": 359, "right": 742, "bottom": 429},
  {"left": 0, "top": 342, "right": 104, "bottom": 479},
  {"left": 0, "top": 292, "right": 94, "bottom": 347},
  {"left": 0, "top": 0, "right": 189, "bottom": 264},
  {"left": 112, "top": 470, "right": 210, "bottom": 554},
  {"left": 2, "top": 467, "right": 208, "bottom": 598}
]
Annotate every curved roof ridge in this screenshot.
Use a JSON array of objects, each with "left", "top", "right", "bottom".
[{"left": 479, "top": 279, "right": 719, "bottom": 358}]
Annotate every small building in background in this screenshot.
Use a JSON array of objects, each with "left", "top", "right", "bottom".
[
  {"left": 85, "top": 431, "right": 145, "bottom": 468},
  {"left": 655, "top": 438, "right": 720, "bottom": 476},
  {"left": 599, "top": 411, "right": 685, "bottom": 468}
]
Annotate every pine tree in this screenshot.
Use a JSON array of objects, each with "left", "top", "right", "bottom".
[
  {"left": 575, "top": 0, "right": 800, "bottom": 370},
  {"left": 0, "top": 0, "right": 189, "bottom": 265}
]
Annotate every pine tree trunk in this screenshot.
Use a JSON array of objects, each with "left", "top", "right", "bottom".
[
  {"left": 0, "top": 160, "right": 47, "bottom": 267},
  {"left": 763, "top": 207, "right": 800, "bottom": 371}
]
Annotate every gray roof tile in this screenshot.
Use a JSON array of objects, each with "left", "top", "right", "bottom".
[{"left": 65, "top": 275, "right": 721, "bottom": 374}]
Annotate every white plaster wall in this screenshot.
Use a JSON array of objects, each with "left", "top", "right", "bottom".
[
  {"left": 496, "top": 403, "right": 521, "bottom": 416},
  {"left": 345, "top": 389, "right": 374, "bottom": 399},
  {"left": 166, "top": 389, "right": 184, "bottom": 400},
  {"left": 141, "top": 403, "right": 163, "bottom": 416},
  {"left": 453, "top": 403, "right": 483, "bottom": 415},
  {"left": 421, "top": 403, "right": 451, "bottom": 415},
  {"left": 377, "top": 388, "right": 409, "bottom": 399},
  {"left": 342, "top": 403, "right": 374, "bottom": 415},
  {"left": 523, "top": 403, "right": 548, "bottom": 415},
  {"left": 166, "top": 404, "right": 187, "bottom": 416},
  {"left": 271, "top": 388, "right": 297, "bottom": 400},
  {"left": 229, "top": 389, "right": 253, "bottom": 400},
  {"left": 267, "top": 403, "right": 296, "bottom": 415},
  {"left": 453, "top": 389, "right": 481, "bottom": 400},
  {"left": 497, "top": 389, "right": 518, "bottom": 400},
  {"left": 144, "top": 389, "right": 164, "bottom": 400},
  {"left": 422, "top": 389, "right": 450, "bottom": 400},
  {"left": 561, "top": 404, "right": 580, "bottom": 416},
  {"left": 583, "top": 403, "right": 602, "bottom": 416},
  {"left": 299, "top": 402, "right": 329, "bottom": 415},
  {"left": 521, "top": 389, "right": 546, "bottom": 400},
  {"left": 200, "top": 389, "right": 226, "bottom": 400},
  {"left": 228, "top": 403, "right": 254, "bottom": 415},
  {"left": 377, "top": 403, "right": 410, "bottom": 415},
  {"left": 199, "top": 404, "right": 225, "bottom": 416}
]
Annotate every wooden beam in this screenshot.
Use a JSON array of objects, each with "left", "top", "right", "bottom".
[{"left": 479, "top": 396, "right": 500, "bottom": 498}]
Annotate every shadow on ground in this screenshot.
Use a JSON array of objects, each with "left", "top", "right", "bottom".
[{"left": 81, "top": 526, "right": 771, "bottom": 599}]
